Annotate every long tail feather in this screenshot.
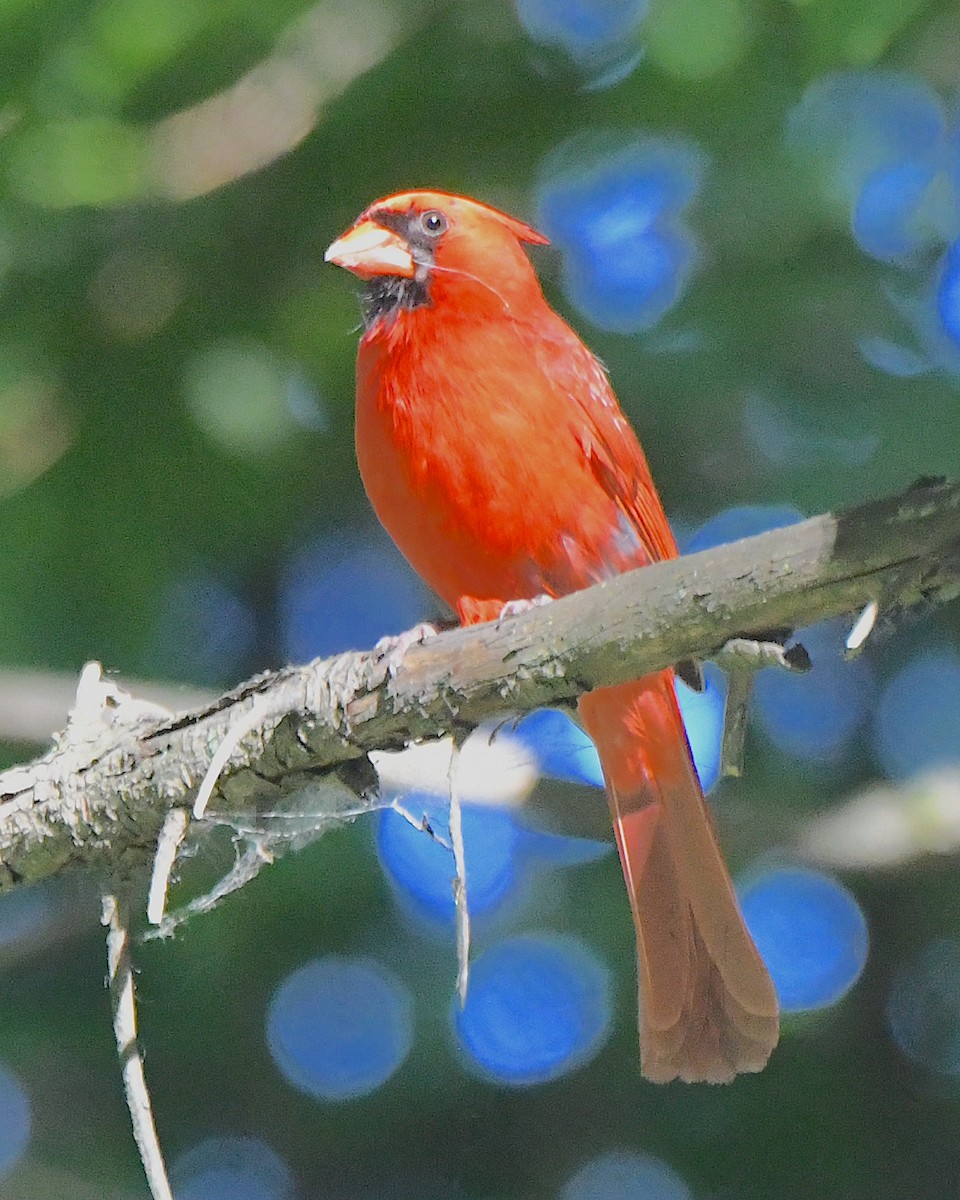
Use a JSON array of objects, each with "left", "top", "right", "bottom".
[{"left": 578, "top": 671, "right": 779, "bottom": 1084}]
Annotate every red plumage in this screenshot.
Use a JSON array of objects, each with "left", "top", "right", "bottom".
[{"left": 327, "top": 190, "right": 778, "bottom": 1082}]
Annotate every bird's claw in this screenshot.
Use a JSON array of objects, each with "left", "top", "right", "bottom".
[
  {"left": 716, "top": 636, "right": 811, "bottom": 674},
  {"left": 496, "top": 593, "right": 553, "bottom": 629},
  {"left": 374, "top": 622, "right": 438, "bottom": 677}
]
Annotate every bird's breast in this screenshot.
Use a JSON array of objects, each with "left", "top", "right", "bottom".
[{"left": 354, "top": 313, "right": 624, "bottom": 611}]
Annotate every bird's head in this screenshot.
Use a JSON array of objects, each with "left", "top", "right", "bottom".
[{"left": 325, "top": 190, "right": 550, "bottom": 330}]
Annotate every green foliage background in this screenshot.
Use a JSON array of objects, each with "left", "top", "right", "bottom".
[{"left": 0, "top": 1, "right": 959, "bottom": 1197}]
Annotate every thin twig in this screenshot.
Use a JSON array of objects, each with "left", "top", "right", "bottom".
[
  {"left": 448, "top": 737, "right": 470, "bottom": 1006},
  {"left": 390, "top": 800, "right": 450, "bottom": 848},
  {"left": 146, "top": 808, "right": 190, "bottom": 926},
  {"left": 845, "top": 599, "right": 879, "bottom": 658},
  {"left": 193, "top": 695, "right": 275, "bottom": 819},
  {"left": 715, "top": 636, "right": 812, "bottom": 777},
  {"left": 719, "top": 671, "right": 754, "bottom": 779},
  {"left": 101, "top": 892, "right": 173, "bottom": 1200},
  {"left": 141, "top": 841, "right": 275, "bottom": 941}
]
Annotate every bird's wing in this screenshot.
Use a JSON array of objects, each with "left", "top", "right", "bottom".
[{"left": 528, "top": 316, "right": 678, "bottom": 568}]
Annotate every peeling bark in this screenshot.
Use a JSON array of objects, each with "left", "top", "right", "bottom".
[{"left": 1, "top": 477, "right": 958, "bottom": 895}]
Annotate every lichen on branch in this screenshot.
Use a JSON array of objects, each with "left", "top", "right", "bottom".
[{"left": 1, "top": 477, "right": 958, "bottom": 895}]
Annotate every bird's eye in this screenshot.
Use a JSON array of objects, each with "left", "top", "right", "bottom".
[{"left": 419, "top": 210, "right": 448, "bottom": 237}]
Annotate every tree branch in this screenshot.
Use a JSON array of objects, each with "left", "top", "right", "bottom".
[
  {"left": 2, "top": 477, "right": 959, "bottom": 896},
  {"left": 0, "top": 668, "right": 213, "bottom": 747}
]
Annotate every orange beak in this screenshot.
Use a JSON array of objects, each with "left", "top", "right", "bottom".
[{"left": 324, "top": 219, "right": 415, "bottom": 279}]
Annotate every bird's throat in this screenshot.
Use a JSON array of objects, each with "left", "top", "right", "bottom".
[{"left": 361, "top": 275, "right": 430, "bottom": 331}]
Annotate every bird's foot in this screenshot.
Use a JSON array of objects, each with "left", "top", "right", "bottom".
[
  {"left": 374, "top": 622, "right": 438, "bottom": 677},
  {"left": 496, "top": 593, "right": 553, "bottom": 628}
]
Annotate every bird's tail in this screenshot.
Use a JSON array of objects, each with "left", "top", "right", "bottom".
[{"left": 578, "top": 671, "right": 779, "bottom": 1083}]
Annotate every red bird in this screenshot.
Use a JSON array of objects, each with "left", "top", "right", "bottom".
[{"left": 326, "top": 190, "right": 778, "bottom": 1083}]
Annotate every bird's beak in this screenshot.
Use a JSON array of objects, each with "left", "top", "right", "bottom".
[{"left": 324, "top": 219, "right": 415, "bottom": 279}]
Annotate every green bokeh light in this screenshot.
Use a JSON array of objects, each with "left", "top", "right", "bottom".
[
  {"left": 184, "top": 340, "right": 299, "bottom": 458},
  {"left": 8, "top": 117, "right": 147, "bottom": 208},
  {"left": 646, "top": 0, "right": 752, "bottom": 80}
]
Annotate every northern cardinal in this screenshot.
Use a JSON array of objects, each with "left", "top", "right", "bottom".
[{"left": 326, "top": 190, "right": 778, "bottom": 1083}]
